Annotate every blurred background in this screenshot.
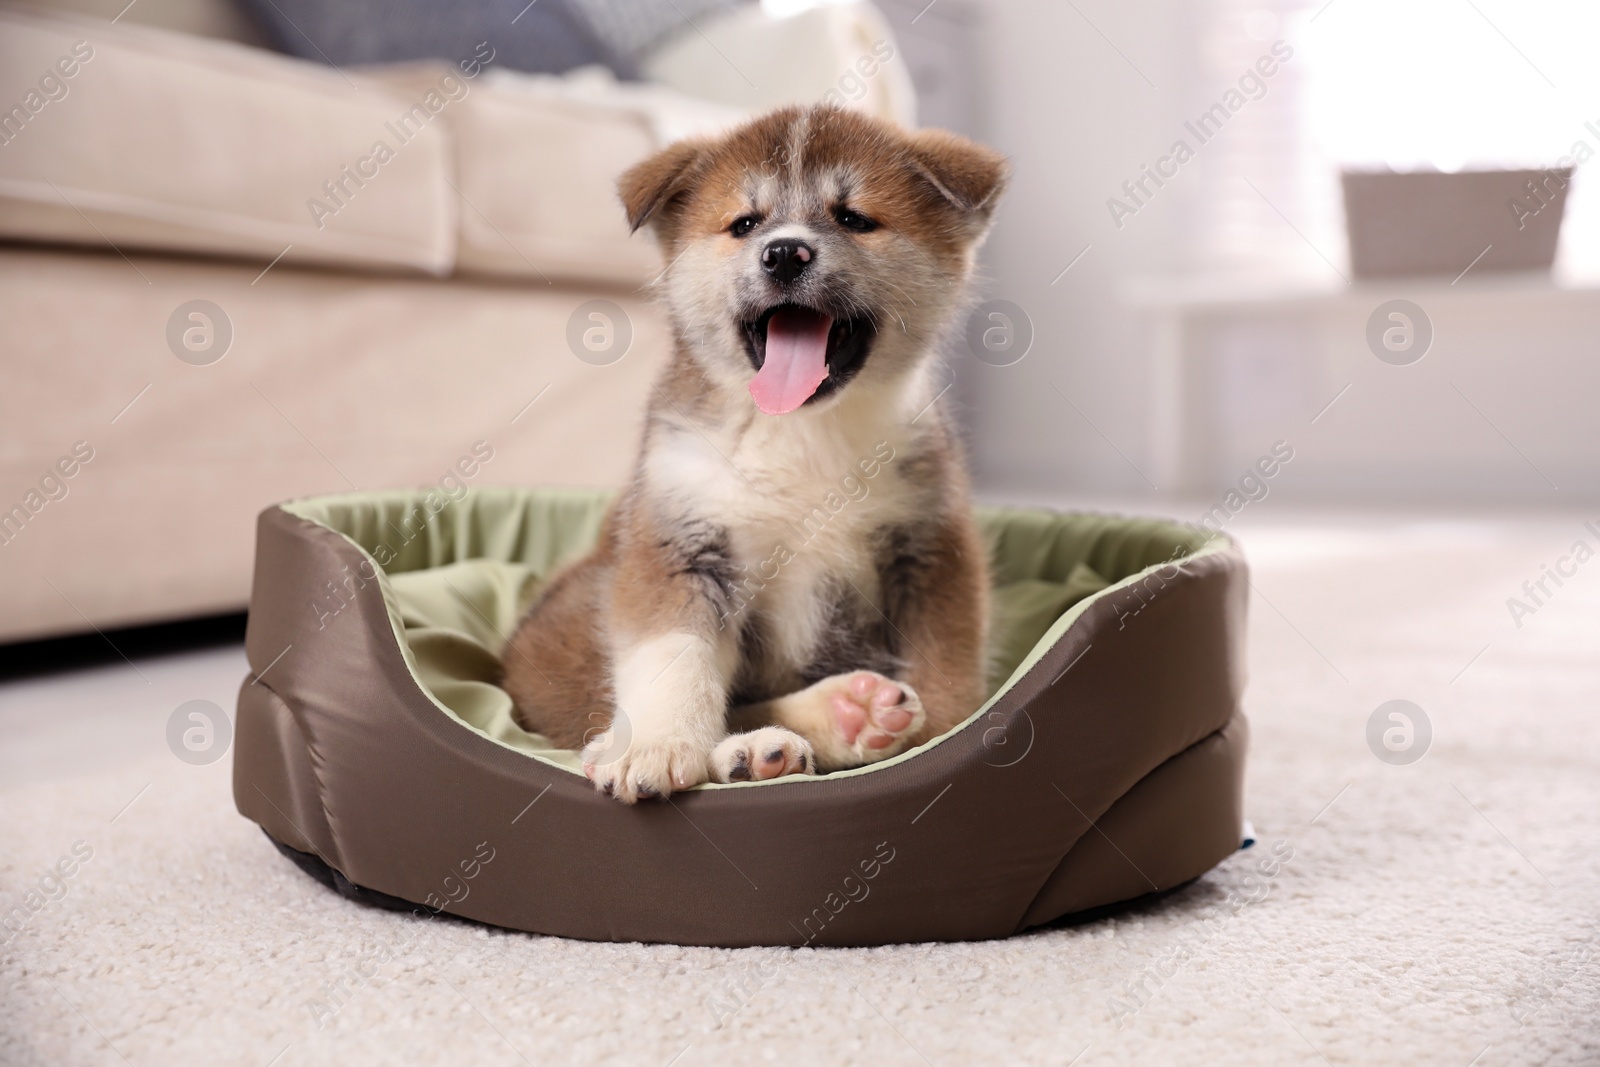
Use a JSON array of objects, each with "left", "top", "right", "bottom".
[
  {"left": 4, "top": 0, "right": 1598, "bottom": 644},
  {"left": 3, "top": 0, "right": 1597, "bottom": 647}
]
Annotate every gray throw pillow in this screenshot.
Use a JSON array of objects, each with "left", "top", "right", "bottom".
[{"left": 235, "top": 0, "right": 633, "bottom": 77}]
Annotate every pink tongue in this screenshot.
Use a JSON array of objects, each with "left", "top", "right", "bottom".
[{"left": 750, "top": 308, "right": 833, "bottom": 415}]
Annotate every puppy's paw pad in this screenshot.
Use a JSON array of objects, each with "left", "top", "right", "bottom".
[
  {"left": 824, "top": 671, "right": 923, "bottom": 761},
  {"left": 711, "top": 728, "right": 816, "bottom": 783}
]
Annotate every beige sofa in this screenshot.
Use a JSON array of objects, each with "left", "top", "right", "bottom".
[{"left": 0, "top": 0, "right": 913, "bottom": 642}]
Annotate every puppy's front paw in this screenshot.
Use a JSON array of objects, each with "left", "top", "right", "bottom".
[
  {"left": 582, "top": 732, "right": 709, "bottom": 804},
  {"left": 814, "top": 671, "right": 925, "bottom": 771},
  {"left": 711, "top": 727, "right": 816, "bottom": 783}
]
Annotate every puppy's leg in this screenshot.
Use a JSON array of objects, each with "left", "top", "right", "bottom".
[
  {"left": 581, "top": 510, "right": 743, "bottom": 803},
  {"left": 729, "top": 673, "right": 923, "bottom": 773},
  {"left": 502, "top": 554, "right": 614, "bottom": 751},
  {"left": 585, "top": 629, "right": 733, "bottom": 802},
  {"left": 873, "top": 512, "right": 991, "bottom": 750}
]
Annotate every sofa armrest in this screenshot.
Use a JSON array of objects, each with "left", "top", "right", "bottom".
[{"left": 640, "top": 1, "right": 916, "bottom": 128}]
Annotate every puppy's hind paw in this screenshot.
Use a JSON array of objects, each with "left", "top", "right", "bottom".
[
  {"left": 816, "top": 671, "right": 924, "bottom": 770},
  {"left": 710, "top": 728, "right": 816, "bottom": 783}
]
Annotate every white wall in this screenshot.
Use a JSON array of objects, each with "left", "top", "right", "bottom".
[
  {"left": 956, "top": 0, "right": 1198, "bottom": 499},
  {"left": 957, "top": 0, "right": 1600, "bottom": 505}
]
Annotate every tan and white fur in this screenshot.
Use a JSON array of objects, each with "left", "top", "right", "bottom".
[{"left": 501, "top": 105, "right": 1007, "bottom": 803}]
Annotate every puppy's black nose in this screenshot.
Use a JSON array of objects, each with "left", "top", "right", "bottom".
[{"left": 762, "top": 240, "right": 814, "bottom": 284}]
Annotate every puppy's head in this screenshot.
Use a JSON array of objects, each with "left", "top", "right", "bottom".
[{"left": 619, "top": 105, "right": 1007, "bottom": 416}]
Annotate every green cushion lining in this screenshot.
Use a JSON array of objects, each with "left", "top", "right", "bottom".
[{"left": 281, "top": 487, "right": 1223, "bottom": 784}]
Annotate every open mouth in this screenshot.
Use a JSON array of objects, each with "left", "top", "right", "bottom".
[{"left": 740, "top": 304, "right": 876, "bottom": 415}]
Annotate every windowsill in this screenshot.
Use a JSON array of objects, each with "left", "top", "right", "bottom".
[{"left": 1119, "top": 265, "right": 1600, "bottom": 312}]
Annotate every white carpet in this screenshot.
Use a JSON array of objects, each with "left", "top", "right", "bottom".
[{"left": 3, "top": 509, "right": 1597, "bottom": 1066}]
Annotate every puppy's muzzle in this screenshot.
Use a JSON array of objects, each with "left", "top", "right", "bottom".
[{"left": 762, "top": 240, "right": 814, "bottom": 285}]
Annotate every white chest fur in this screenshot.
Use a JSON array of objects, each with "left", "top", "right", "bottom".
[{"left": 644, "top": 390, "right": 926, "bottom": 669}]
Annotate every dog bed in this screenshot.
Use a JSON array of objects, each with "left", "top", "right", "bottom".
[{"left": 234, "top": 487, "right": 1249, "bottom": 947}]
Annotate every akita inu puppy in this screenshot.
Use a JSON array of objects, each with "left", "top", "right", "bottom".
[{"left": 501, "top": 104, "right": 1007, "bottom": 802}]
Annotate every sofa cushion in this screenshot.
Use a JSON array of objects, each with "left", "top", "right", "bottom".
[
  {"left": 0, "top": 7, "right": 745, "bottom": 284},
  {"left": 642, "top": 0, "right": 916, "bottom": 129},
  {"left": 0, "top": 5, "right": 456, "bottom": 274},
  {"left": 372, "top": 65, "right": 740, "bottom": 285},
  {"left": 0, "top": 4, "right": 905, "bottom": 286}
]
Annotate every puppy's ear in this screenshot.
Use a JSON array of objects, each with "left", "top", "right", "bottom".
[
  {"left": 904, "top": 129, "right": 1009, "bottom": 222},
  {"left": 618, "top": 139, "right": 705, "bottom": 235}
]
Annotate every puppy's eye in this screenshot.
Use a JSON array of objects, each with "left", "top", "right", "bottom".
[
  {"left": 729, "top": 215, "right": 760, "bottom": 238},
  {"left": 835, "top": 208, "right": 877, "bottom": 233}
]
